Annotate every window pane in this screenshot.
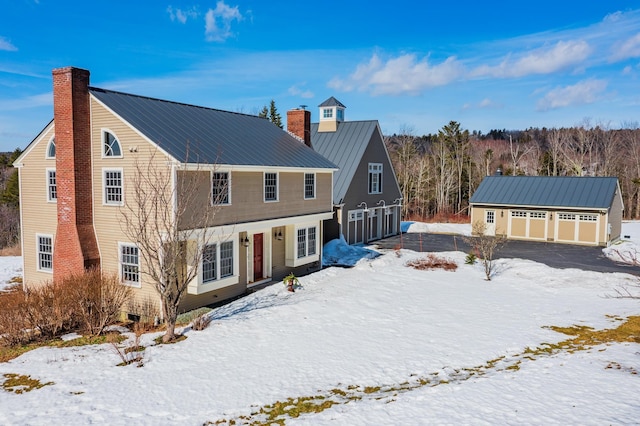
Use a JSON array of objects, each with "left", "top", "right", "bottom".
[
  {"left": 308, "top": 227, "right": 316, "bottom": 256},
  {"left": 104, "top": 132, "right": 122, "bottom": 156},
  {"left": 212, "top": 172, "right": 229, "bottom": 204},
  {"left": 38, "top": 236, "right": 52, "bottom": 271},
  {"left": 297, "top": 228, "right": 306, "bottom": 258},
  {"left": 121, "top": 245, "right": 139, "bottom": 283},
  {"left": 48, "top": 170, "right": 57, "bottom": 201},
  {"left": 264, "top": 173, "right": 277, "bottom": 201},
  {"left": 105, "top": 170, "right": 122, "bottom": 204},
  {"left": 47, "top": 138, "right": 56, "bottom": 158},
  {"left": 202, "top": 244, "right": 217, "bottom": 282},
  {"left": 220, "top": 241, "right": 233, "bottom": 278},
  {"left": 304, "top": 173, "right": 315, "bottom": 199}
]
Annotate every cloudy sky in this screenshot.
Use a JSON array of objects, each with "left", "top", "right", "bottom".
[{"left": 1, "top": 1, "right": 640, "bottom": 151}]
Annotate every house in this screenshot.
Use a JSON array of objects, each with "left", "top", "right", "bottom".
[
  {"left": 286, "top": 97, "right": 402, "bottom": 245},
  {"left": 14, "top": 67, "right": 337, "bottom": 315},
  {"left": 469, "top": 176, "right": 623, "bottom": 246}
]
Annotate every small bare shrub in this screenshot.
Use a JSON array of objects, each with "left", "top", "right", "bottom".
[
  {"left": 109, "top": 325, "right": 145, "bottom": 367},
  {"left": 406, "top": 253, "right": 458, "bottom": 271},
  {"left": 65, "top": 269, "right": 133, "bottom": 336},
  {"left": 462, "top": 221, "right": 507, "bottom": 280},
  {"left": 191, "top": 314, "right": 212, "bottom": 331},
  {"left": 23, "top": 280, "right": 77, "bottom": 340},
  {"left": 0, "top": 290, "right": 33, "bottom": 346}
]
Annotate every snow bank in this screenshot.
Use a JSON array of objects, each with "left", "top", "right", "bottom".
[{"left": 322, "top": 236, "right": 379, "bottom": 267}]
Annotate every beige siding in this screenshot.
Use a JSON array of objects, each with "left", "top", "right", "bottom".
[
  {"left": 90, "top": 98, "right": 168, "bottom": 309},
  {"left": 470, "top": 206, "right": 507, "bottom": 235},
  {"left": 19, "top": 125, "right": 58, "bottom": 286}
]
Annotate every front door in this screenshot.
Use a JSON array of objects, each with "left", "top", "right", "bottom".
[
  {"left": 485, "top": 210, "right": 496, "bottom": 236},
  {"left": 253, "top": 233, "right": 263, "bottom": 281}
]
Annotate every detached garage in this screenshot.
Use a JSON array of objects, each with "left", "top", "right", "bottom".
[{"left": 469, "top": 176, "right": 623, "bottom": 246}]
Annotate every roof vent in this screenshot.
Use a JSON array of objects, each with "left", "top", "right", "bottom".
[{"left": 495, "top": 168, "right": 503, "bottom": 176}]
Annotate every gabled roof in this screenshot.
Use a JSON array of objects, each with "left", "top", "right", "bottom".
[
  {"left": 311, "top": 120, "right": 378, "bottom": 203},
  {"left": 89, "top": 87, "right": 337, "bottom": 169},
  {"left": 470, "top": 176, "right": 619, "bottom": 209},
  {"left": 318, "top": 96, "right": 346, "bottom": 108}
]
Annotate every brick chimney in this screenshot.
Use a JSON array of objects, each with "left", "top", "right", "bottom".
[
  {"left": 52, "top": 67, "right": 100, "bottom": 280},
  {"left": 287, "top": 107, "right": 312, "bottom": 148}
]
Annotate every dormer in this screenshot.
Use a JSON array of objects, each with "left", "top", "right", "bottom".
[{"left": 318, "top": 96, "right": 346, "bottom": 132}]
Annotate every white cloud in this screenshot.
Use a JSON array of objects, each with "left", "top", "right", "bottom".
[
  {"left": 205, "top": 1, "right": 243, "bottom": 42},
  {"left": 0, "top": 37, "right": 17, "bottom": 52},
  {"left": 537, "top": 79, "right": 607, "bottom": 111},
  {"left": 329, "top": 53, "right": 463, "bottom": 96},
  {"left": 288, "top": 84, "right": 314, "bottom": 99},
  {"left": 472, "top": 40, "right": 592, "bottom": 78},
  {"left": 610, "top": 32, "right": 640, "bottom": 61},
  {"left": 167, "top": 6, "right": 198, "bottom": 24}
]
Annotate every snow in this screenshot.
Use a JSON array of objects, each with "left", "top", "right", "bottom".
[
  {"left": 0, "top": 224, "right": 639, "bottom": 425},
  {"left": 404, "top": 221, "right": 472, "bottom": 236},
  {"left": 0, "top": 256, "right": 21, "bottom": 292},
  {"left": 322, "top": 235, "right": 379, "bottom": 267},
  {"left": 604, "top": 221, "right": 640, "bottom": 265}
]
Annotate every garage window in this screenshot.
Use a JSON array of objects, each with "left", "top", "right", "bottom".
[
  {"left": 511, "top": 211, "right": 526, "bottom": 217},
  {"left": 529, "top": 212, "right": 546, "bottom": 219},
  {"left": 558, "top": 213, "right": 576, "bottom": 221},
  {"left": 579, "top": 214, "right": 597, "bottom": 222}
]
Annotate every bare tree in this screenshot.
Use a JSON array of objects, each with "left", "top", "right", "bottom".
[
  {"left": 463, "top": 221, "right": 507, "bottom": 281},
  {"left": 120, "top": 150, "right": 220, "bottom": 342}
]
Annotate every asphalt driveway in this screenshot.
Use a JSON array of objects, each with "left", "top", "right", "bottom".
[{"left": 374, "top": 233, "right": 640, "bottom": 275}]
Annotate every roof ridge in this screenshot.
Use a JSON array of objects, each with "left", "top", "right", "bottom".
[{"left": 88, "top": 86, "right": 268, "bottom": 120}]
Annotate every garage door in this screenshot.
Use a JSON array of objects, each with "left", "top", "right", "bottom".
[
  {"left": 555, "top": 212, "right": 599, "bottom": 245},
  {"left": 508, "top": 210, "right": 547, "bottom": 241}
]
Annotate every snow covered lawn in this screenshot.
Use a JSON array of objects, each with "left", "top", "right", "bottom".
[
  {"left": 0, "top": 256, "right": 21, "bottom": 292},
  {"left": 0, "top": 228, "right": 639, "bottom": 424}
]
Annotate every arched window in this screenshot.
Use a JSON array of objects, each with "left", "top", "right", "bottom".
[
  {"left": 46, "top": 137, "right": 55, "bottom": 158},
  {"left": 103, "top": 131, "right": 122, "bottom": 157}
]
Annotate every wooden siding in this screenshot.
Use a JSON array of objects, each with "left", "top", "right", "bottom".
[{"left": 19, "top": 124, "right": 59, "bottom": 286}]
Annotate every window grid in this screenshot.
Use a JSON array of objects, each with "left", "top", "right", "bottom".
[
  {"left": 297, "top": 228, "right": 307, "bottom": 258},
  {"left": 264, "top": 173, "right": 278, "bottom": 201},
  {"left": 212, "top": 172, "right": 230, "bottom": 205},
  {"left": 579, "top": 214, "right": 598, "bottom": 222},
  {"left": 38, "top": 235, "right": 53, "bottom": 271},
  {"left": 220, "top": 242, "right": 233, "bottom": 278},
  {"left": 304, "top": 173, "right": 315, "bottom": 199},
  {"left": 558, "top": 213, "right": 576, "bottom": 221},
  {"left": 486, "top": 211, "right": 495, "bottom": 224},
  {"left": 323, "top": 108, "right": 333, "bottom": 118},
  {"left": 104, "top": 131, "right": 122, "bottom": 157},
  {"left": 529, "top": 212, "right": 546, "bottom": 219},
  {"left": 202, "top": 244, "right": 217, "bottom": 283},
  {"left": 121, "top": 245, "right": 139, "bottom": 283},
  {"left": 46, "top": 138, "right": 56, "bottom": 158},
  {"left": 511, "top": 211, "right": 526, "bottom": 217},
  {"left": 104, "top": 170, "right": 123, "bottom": 204},
  {"left": 307, "top": 227, "right": 317, "bottom": 256},
  {"left": 47, "top": 170, "right": 57, "bottom": 201},
  {"left": 368, "top": 163, "right": 383, "bottom": 194}
]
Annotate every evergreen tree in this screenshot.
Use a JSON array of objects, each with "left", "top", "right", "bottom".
[
  {"left": 258, "top": 106, "right": 268, "bottom": 119},
  {"left": 268, "top": 99, "right": 282, "bottom": 128}
]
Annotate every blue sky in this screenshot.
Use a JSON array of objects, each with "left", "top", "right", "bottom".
[{"left": 1, "top": 1, "right": 640, "bottom": 151}]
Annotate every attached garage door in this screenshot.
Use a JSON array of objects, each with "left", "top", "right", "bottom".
[
  {"left": 554, "top": 212, "right": 599, "bottom": 245},
  {"left": 508, "top": 210, "right": 547, "bottom": 241}
]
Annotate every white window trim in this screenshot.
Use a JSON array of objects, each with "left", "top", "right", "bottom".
[
  {"left": 46, "top": 168, "right": 57, "bottom": 203},
  {"left": 368, "top": 163, "right": 383, "bottom": 195},
  {"left": 36, "top": 233, "right": 53, "bottom": 273},
  {"left": 304, "top": 172, "right": 316, "bottom": 200},
  {"left": 118, "top": 242, "right": 141, "bottom": 288},
  {"left": 322, "top": 108, "right": 334, "bottom": 119},
  {"left": 192, "top": 238, "right": 239, "bottom": 294},
  {"left": 295, "top": 225, "right": 319, "bottom": 261},
  {"left": 263, "top": 172, "right": 279, "bottom": 203},
  {"left": 211, "top": 171, "right": 232, "bottom": 206},
  {"left": 101, "top": 128, "right": 124, "bottom": 159},
  {"left": 103, "top": 168, "right": 124, "bottom": 206},
  {"left": 45, "top": 136, "right": 55, "bottom": 159}
]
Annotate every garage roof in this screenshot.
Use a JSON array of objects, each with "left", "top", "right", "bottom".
[{"left": 470, "top": 176, "right": 619, "bottom": 209}]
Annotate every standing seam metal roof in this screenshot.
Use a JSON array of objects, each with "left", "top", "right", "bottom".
[
  {"left": 469, "top": 176, "right": 619, "bottom": 209},
  {"left": 310, "top": 120, "right": 377, "bottom": 204},
  {"left": 89, "top": 87, "right": 337, "bottom": 169}
]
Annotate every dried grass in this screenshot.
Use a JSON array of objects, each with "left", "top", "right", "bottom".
[{"left": 406, "top": 253, "right": 458, "bottom": 271}]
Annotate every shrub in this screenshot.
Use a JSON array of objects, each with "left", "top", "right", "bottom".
[
  {"left": 0, "top": 289, "right": 33, "bottom": 346},
  {"left": 191, "top": 314, "right": 212, "bottom": 331},
  {"left": 464, "top": 252, "right": 477, "bottom": 265},
  {"left": 23, "top": 280, "right": 77, "bottom": 340},
  {"left": 406, "top": 253, "right": 458, "bottom": 271}
]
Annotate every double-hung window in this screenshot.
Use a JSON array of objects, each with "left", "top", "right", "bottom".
[
  {"left": 37, "top": 235, "right": 53, "bottom": 272},
  {"left": 47, "top": 169, "right": 57, "bottom": 202},
  {"left": 104, "top": 169, "right": 123, "bottom": 205},
  {"left": 202, "top": 241, "right": 234, "bottom": 283},
  {"left": 297, "top": 226, "right": 317, "bottom": 259},
  {"left": 120, "top": 244, "right": 139, "bottom": 284},
  {"left": 304, "top": 173, "right": 315, "bottom": 199},
  {"left": 264, "top": 172, "right": 278, "bottom": 202},
  {"left": 212, "top": 172, "right": 230, "bottom": 205},
  {"left": 368, "top": 163, "right": 383, "bottom": 194}
]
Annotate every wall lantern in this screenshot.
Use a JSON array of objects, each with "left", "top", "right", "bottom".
[
  {"left": 500, "top": 210, "right": 504, "bottom": 218},
  {"left": 549, "top": 213, "right": 553, "bottom": 220},
  {"left": 275, "top": 229, "right": 284, "bottom": 241},
  {"left": 242, "top": 234, "right": 250, "bottom": 247}
]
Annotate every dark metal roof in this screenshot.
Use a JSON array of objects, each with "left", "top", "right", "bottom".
[
  {"left": 470, "top": 176, "right": 619, "bottom": 209},
  {"left": 318, "top": 96, "right": 346, "bottom": 108},
  {"left": 311, "top": 120, "right": 377, "bottom": 203},
  {"left": 89, "top": 87, "right": 337, "bottom": 169}
]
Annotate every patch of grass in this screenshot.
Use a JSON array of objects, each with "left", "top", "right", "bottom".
[
  {"left": 2, "top": 373, "right": 54, "bottom": 394},
  {"left": 0, "top": 333, "right": 125, "bottom": 363},
  {"left": 176, "top": 307, "right": 212, "bottom": 326},
  {"left": 153, "top": 334, "right": 188, "bottom": 345}
]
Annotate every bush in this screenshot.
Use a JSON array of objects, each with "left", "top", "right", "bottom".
[
  {"left": 191, "top": 314, "right": 212, "bottom": 331},
  {"left": 465, "top": 252, "right": 477, "bottom": 265},
  {"left": 0, "top": 289, "right": 33, "bottom": 346},
  {"left": 406, "top": 253, "right": 458, "bottom": 271},
  {"left": 23, "top": 280, "right": 77, "bottom": 340}
]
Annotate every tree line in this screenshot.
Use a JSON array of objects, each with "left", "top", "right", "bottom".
[
  {"left": 0, "top": 149, "right": 22, "bottom": 249},
  {"left": 385, "top": 120, "right": 640, "bottom": 220}
]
